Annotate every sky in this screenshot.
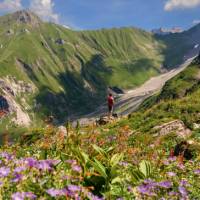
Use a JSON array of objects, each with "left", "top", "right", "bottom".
[{"left": 0, "top": 0, "right": 200, "bottom": 31}]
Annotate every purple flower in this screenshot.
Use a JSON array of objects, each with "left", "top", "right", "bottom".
[
  {"left": 0, "top": 152, "right": 13, "bottom": 161},
  {"left": 163, "top": 160, "right": 169, "bottom": 165},
  {"left": 72, "top": 165, "right": 82, "bottom": 173},
  {"left": 167, "top": 172, "right": 176, "bottom": 177},
  {"left": 12, "top": 192, "right": 24, "bottom": 200},
  {"left": 180, "top": 180, "right": 190, "bottom": 187},
  {"left": 168, "top": 157, "right": 176, "bottom": 162},
  {"left": 169, "top": 191, "right": 179, "bottom": 196},
  {"left": 66, "top": 160, "right": 77, "bottom": 165},
  {"left": 0, "top": 167, "right": 10, "bottom": 177},
  {"left": 14, "top": 167, "right": 26, "bottom": 173},
  {"left": 119, "top": 162, "right": 129, "bottom": 167},
  {"left": 68, "top": 185, "right": 81, "bottom": 192},
  {"left": 11, "top": 192, "right": 36, "bottom": 200},
  {"left": 158, "top": 181, "right": 172, "bottom": 189},
  {"left": 177, "top": 164, "right": 185, "bottom": 170},
  {"left": 87, "top": 192, "right": 104, "bottom": 200},
  {"left": 11, "top": 173, "right": 23, "bottom": 183},
  {"left": 178, "top": 186, "right": 188, "bottom": 196},
  {"left": 137, "top": 185, "right": 157, "bottom": 197},
  {"left": 194, "top": 169, "right": 200, "bottom": 174},
  {"left": 24, "top": 158, "right": 37, "bottom": 168},
  {"left": 36, "top": 160, "right": 52, "bottom": 171},
  {"left": 46, "top": 188, "right": 66, "bottom": 197}
]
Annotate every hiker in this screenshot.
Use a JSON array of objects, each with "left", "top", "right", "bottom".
[{"left": 107, "top": 93, "right": 114, "bottom": 117}]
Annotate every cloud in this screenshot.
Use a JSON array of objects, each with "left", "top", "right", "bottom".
[
  {"left": 193, "top": 19, "right": 200, "bottom": 25},
  {"left": 30, "top": 0, "right": 59, "bottom": 23},
  {"left": 164, "top": 0, "right": 200, "bottom": 11},
  {"left": 0, "top": 0, "right": 23, "bottom": 12}
]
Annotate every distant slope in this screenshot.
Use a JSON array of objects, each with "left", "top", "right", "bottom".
[
  {"left": 128, "top": 56, "right": 200, "bottom": 133},
  {"left": 0, "top": 10, "right": 200, "bottom": 129}
]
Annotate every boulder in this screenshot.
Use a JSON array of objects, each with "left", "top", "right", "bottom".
[
  {"left": 96, "top": 115, "right": 115, "bottom": 126},
  {"left": 96, "top": 112, "right": 119, "bottom": 126},
  {"left": 153, "top": 120, "right": 191, "bottom": 138},
  {"left": 55, "top": 38, "right": 65, "bottom": 45}
]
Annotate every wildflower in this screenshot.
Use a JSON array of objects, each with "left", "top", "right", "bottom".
[
  {"left": 137, "top": 184, "right": 157, "bottom": 197},
  {"left": 168, "top": 191, "right": 179, "bottom": 196},
  {"left": 0, "top": 152, "right": 13, "bottom": 161},
  {"left": 14, "top": 167, "right": 26, "bottom": 173},
  {"left": 194, "top": 169, "right": 200, "bottom": 174},
  {"left": 87, "top": 192, "right": 104, "bottom": 200},
  {"left": 46, "top": 188, "right": 66, "bottom": 197},
  {"left": 11, "top": 173, "right": 23, "bottom": 183},
  {"left": 119, "top": 162, "right": 129, "bottom": 167},
  {"left": 11, "top": 192, "right": 36, "bottom": 200},
  {"left": 24, "top": 158, "right": 37, "bottom": 168},
  {"left": 72, "top": 165, "right": 82, "bottom": 173},
  {"left": 68, "top": 185, "right": 81, "bottom": 192},
  {"left": 66, "top": 160, "right": 77, "bottom": 165},
  {"left": 163, "top": 160, "right": 169, "bottom": 165},
  {"left": 168, "top": 156, "right": 176, "bottom": 162},
  {"left": 177, "top": 163, "right": 185, "bottom": 170},
  {"left": 158, "top": 181, "right": 172, "bottom": 189},
  {"left": 0, "top": 167, "right": 10, "bottom": 177},
  {"left": 178, "top": 186, "right": 188, "bottom": 196},
  {"left": 180, "top": 180, "right": 190, "bottom": 187},
  {"left": 167, "top": 172, "right": 176, "bottom": 177},
  {"left": 37, "top": 160, "right": 52, "bottom": 171}
]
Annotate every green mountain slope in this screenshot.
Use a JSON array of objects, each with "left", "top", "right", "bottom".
[
  {"left": 0, "top": 10, "right": 200, "bottom": 129},
  {"left": 126, "top": 55, "right": 200, "bottom": 133}
]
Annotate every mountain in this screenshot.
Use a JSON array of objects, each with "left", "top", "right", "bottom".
[{"left": 0, "top": 10, "right": 200, "bottom": 130}]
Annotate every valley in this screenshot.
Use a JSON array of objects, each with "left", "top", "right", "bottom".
[{"left": 74, "top": 57, "right": 195, "bottom": 125}]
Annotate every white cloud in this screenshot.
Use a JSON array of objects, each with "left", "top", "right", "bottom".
[
  {"left": 0, "top": 0, "right": 23, "bottom": 12},
  {"left": 164, "top": 0, "right": 200, "bottom": 11},
  {"left": 30, "top": 0, "right": 59, "bottom": 23},
  {"left": 193, "top": 19, "right": 200, "bottom": 25}
]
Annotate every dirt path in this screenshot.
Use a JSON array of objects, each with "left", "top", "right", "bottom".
[{"left": 74, "top": 57, "right": 194, "bottom": 125}]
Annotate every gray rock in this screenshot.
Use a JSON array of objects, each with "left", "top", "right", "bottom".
[{"left": 153, "top": 120, "right": 191, "bottom": 138}]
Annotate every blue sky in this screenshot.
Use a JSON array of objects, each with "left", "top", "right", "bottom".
[{"left": 0, "top": 0, "right": 200, "bottom": 30}]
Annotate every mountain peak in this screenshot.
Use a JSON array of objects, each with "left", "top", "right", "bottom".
[
  {"left": 0, "top": 10, "right": 42, "bottom": 27},
  {"left": 12, "top": 10, "right": 41, "bottom": 26}
]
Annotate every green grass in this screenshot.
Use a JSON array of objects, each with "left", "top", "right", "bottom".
[{"left": 0, "top": 11, "right": 200, "bottom": 129}]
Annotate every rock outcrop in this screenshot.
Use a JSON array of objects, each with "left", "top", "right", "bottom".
[
  {"left": 0, "top": 77, "right": 35, "bottom": 126},
  {"left": 153, "top": 120, "right": 191, "bottom": 138}
]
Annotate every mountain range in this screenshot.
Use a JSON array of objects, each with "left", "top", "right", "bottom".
[{"left": 0, "top": 10, "right": 200, "bottom": 130}]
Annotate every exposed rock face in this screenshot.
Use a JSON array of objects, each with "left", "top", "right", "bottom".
[
  {"left": 153, "top": 120, "right": 191, "bottom": 138},
  {"left": 13, "top": 10, "right": 41, "bottom": 27},
  {"left": 55, "top": 38, "right": 65, "bottom": 45},
  {"left": 0, "top": 77, "right": 35, "bottom": 126},
  {"left": 1, "top": 10, "right": 41, "bottom": 28}
]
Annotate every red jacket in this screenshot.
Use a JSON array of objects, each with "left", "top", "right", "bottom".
[{"left": 107, "top": 96, "right": 114, "bottom": 106}]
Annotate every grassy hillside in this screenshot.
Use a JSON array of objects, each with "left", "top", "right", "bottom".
[
  {"left": 0, "top": 10, "right": 200, "bottom": 130},
  {"left": 126, "top": 56, "right": 200, "bottom": 133}
]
